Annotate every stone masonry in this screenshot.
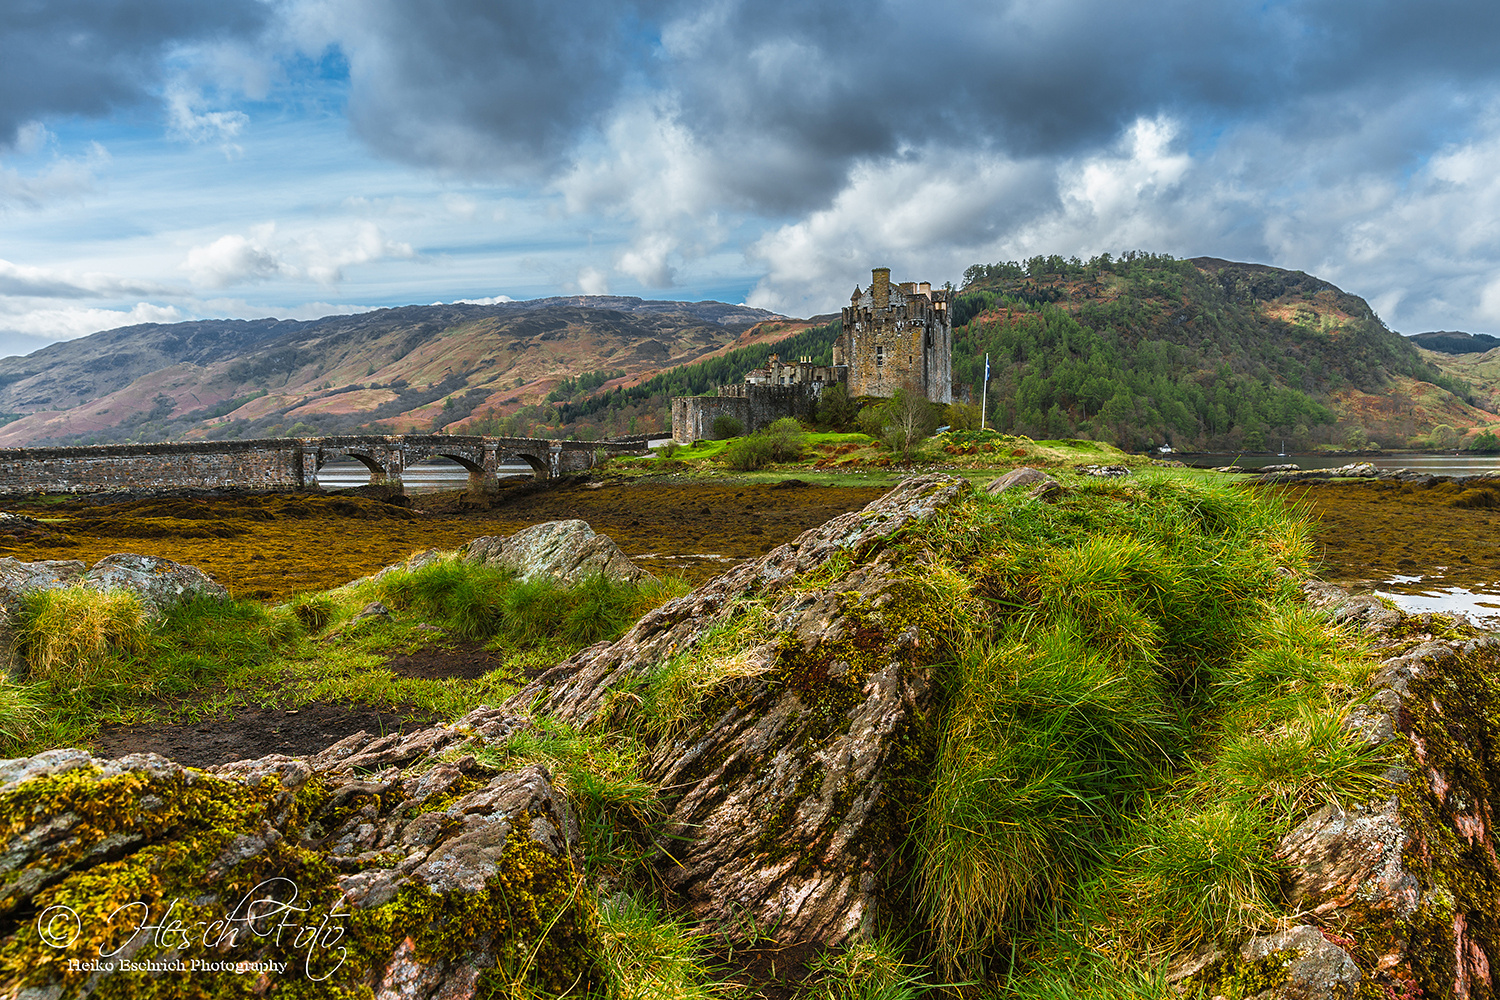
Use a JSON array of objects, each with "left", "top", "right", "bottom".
[
  {"left": 0, "top": 434, "right": 648, "bottom": 495},
  {"left": 838, "top": 267, "right": 952, "bottom": 404},
  {"left": 671, "top": 267, "right": 952, "bottom": 444}
]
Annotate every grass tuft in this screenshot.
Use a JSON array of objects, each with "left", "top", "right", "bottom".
[
  {"left": 598, "top": 890, "right": 734, "bottom": 1000},
  {"left": 799, "top": 936, "right": 935, "bottom": 1000},
  {"left": 14, "top": 586, "right": 150, "bottom": 686}
]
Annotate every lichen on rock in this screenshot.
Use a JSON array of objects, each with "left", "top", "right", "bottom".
[{"left": 0, "top": 709, "right": 597, "bottom": 999}]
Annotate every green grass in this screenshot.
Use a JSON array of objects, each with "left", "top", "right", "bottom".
[
  {"left": 909, "top": 473, "right": 1389, "bottom": 976},
  {"left": 607, "top": 430, "right": 1145, "bottom": 483},
  {"left": 597, "top": 890, "right": 737, "bottom": 1000},
  {"left": 0, "top": 556, "right": 688, "bottom": 756}
]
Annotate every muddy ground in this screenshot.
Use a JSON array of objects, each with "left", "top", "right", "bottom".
[{"left": 90, "top": 702, "right": 418, "bottom": 768}]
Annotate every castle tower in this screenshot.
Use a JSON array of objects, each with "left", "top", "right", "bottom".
[{"left": 837, "top": 267, "right": 952, "bottom": 403}]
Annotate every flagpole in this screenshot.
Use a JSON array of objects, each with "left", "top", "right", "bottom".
[{"left": 981, "top": 353, "right": 990, "bottom": 430}]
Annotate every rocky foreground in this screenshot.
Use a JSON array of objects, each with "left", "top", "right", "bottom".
[{"left": 0, "top": 474, "right": 1498, "bottom": 998}]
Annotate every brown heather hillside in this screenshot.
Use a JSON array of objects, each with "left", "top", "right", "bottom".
[{"left": 0, "top": 298, "right": 797, "bottom": 446}]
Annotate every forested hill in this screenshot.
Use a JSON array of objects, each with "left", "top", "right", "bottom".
[{"left": 952, "top": 253, "right": 1491, "bottom": 451}]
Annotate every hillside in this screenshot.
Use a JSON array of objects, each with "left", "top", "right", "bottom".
[
  {"left": 1409, "top": 330, "right": 1500, "bottom": 354},
  {"left": 1419, "top": 344, "right": 1500, "bottom": 415},
  {"left": 954, "top": 253, "right": 1498, "bottom": 451},
  {"left": 0, "top": 297, "right": 792, "bottom": 446}
]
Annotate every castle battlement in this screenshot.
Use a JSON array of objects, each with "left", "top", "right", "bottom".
[{"left": 670, "top": 266, "right": 952, "bottom": 443}]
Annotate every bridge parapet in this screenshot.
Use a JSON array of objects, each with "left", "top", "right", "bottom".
[{"left": 0, "top": 434, "right": 638, "bottom": 496}]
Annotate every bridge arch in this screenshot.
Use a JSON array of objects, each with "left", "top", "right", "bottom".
[
  {"left": 314, "top": 448, "right": 395, "bottom": 486},
  {"left": 502, "top": 449, "right": 551, "bottom": 479}
]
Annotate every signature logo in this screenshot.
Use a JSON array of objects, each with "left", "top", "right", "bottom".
[{"left": 35, "top": 879, "right": 349, "bottom": 981}]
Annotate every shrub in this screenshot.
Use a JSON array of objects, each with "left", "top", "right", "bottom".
[
  {"left": 945, "top": 401, "right": 982, "bottom": 431},
  {"left": 763, "top": 417, "right": 807, "bottom": 462},
  {"left": 711, "top": 413, "right": 743, "bottom": 439},
  {"left": 880, "top": 389, "right": 939, "bottom": 465},
  {"left": 718, "top": 434, "right": 775, "bottom": 471},
  {"left": 817, "top": 383, "right": 859, "bottom": 431}
]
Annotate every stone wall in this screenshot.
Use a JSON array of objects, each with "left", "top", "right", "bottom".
[
  {"left": 671, "top": 384, "right": 822, "bottom": 444},
  {"left": 0, "top": 439, "right": 307, "bottom": 494}
]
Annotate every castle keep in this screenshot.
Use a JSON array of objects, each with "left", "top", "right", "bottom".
[
  {"left": 838, "top": 266, "right": 952, "bottom": 404},
  {"left": 671, "top": 267, "right": 953, "bottom": 444}
]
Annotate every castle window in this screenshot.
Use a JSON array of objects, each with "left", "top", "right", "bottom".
[{"left": 876, "top": 345, "right": 884, "bottom": 367}]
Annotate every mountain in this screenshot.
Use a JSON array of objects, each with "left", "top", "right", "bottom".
[
  {"left": 1408, "top": 330, "right": 1500, "bottom": 354},
  {"left": 0, "top": 297, "right": 794, "bottom": 445},
  {"left": 953, "top": 253, "right": 1497, "bottom": 451}
]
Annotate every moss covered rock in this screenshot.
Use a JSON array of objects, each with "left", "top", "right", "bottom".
[{"left": 0, "top": 708, "right": 597, "bottom": 999}]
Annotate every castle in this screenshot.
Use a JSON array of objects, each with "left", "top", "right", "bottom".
[{"left": 670, "top": 267, "right": 952, "bottom": 444}]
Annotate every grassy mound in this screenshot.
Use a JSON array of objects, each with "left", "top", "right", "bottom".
[{"left": 0, "top": 473, "right": 1402, "bottom": 998}]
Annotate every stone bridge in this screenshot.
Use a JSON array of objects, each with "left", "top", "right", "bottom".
[{"left": 0, "top": 434, "right": 650, "bottom": 496}]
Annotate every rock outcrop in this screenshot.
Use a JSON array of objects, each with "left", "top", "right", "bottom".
[
  {"left": 462, "top": 520, "right": 653, "bottom": 585},
  {"left": 1173, "top": 582, "right": 1500, "bottom": 998},
  {"left": 506, "top": 473, "right": 969, "bottom": 945},
  {"left": 0, "top": 707, "right": 595, "bottom": 1000},
  {"left": 77, "top": 553, "right": 229, "bottom": 613}
]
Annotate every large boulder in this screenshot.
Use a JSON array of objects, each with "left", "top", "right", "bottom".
[
  {"left": 78, "top": 552, "right": 229, "bottom": 613},
  {"left": 462, "top": 519, "right": 653, "bottom": 585},
  {"left": 0, "top": 707, "right": 596, "bottom": 1000}
]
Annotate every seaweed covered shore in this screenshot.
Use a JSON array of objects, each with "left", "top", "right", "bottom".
[{"left": 0, "top": 472, "right": 1497, "bottom": 998}]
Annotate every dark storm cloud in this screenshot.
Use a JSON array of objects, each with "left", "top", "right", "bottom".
[
  {"left": 330, "top": 0, "right": 676, "bottom": 173},
  {"left": 314, "top": 0, "right": 1500, "bottom": 208},
  {"left": 0, "top": 0, "right": 271, "bottom": 145}
]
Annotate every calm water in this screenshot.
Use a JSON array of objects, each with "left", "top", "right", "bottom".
[
  {"left": 314, "top": 459, "right": 534, "bottom": 492},
  {"left": 1185, "top": 451, "right": 1500, "bottom": 475}
]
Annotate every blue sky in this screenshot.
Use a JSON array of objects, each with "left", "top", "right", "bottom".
[{"left": 3, "top": 0, "right": 1500, "bottom": 358}]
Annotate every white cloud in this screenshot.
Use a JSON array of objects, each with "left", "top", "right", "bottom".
[
  {"left": 452, "top": 294, "right": 514, "bottom": 305},
  {"left": 0, "top": 142, "right": 110, "bottom": 210},
  {"left": 11, "top": 122, "right": 50, "bottom": 156},
  {"left": 181, "top": 222, "right": 416, "bottom": 289},
  {"left": 182, "top": 227, "right": 287, "bottom": 287},
  {"left": 166, "top": 85, "right": 250, "bottom": 152},
  {"left": 301, "top": 222, "right": 415, "bottom": 285},
  {"left": 0, "top": 258, "right": 173, "bottom": 299},
  {"left": 745, "top": 148, "right": 1055, "bottom": 315},
  {"left": 576, "top": 267, "right": 610, "bottom": 295},
  {"left": 0, "top": 301, "right": 183, "bottom": 345}
]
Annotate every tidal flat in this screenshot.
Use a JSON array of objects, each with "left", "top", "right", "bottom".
[
  {"left": 1272, "top": 476, "right": 1500, "bottom": 597},
  {"left": 0, "top": 478, "right": 891, "bottom": 599},
  {"left": 3, "top": 474, "right": 1497, "bottom": 608}
]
